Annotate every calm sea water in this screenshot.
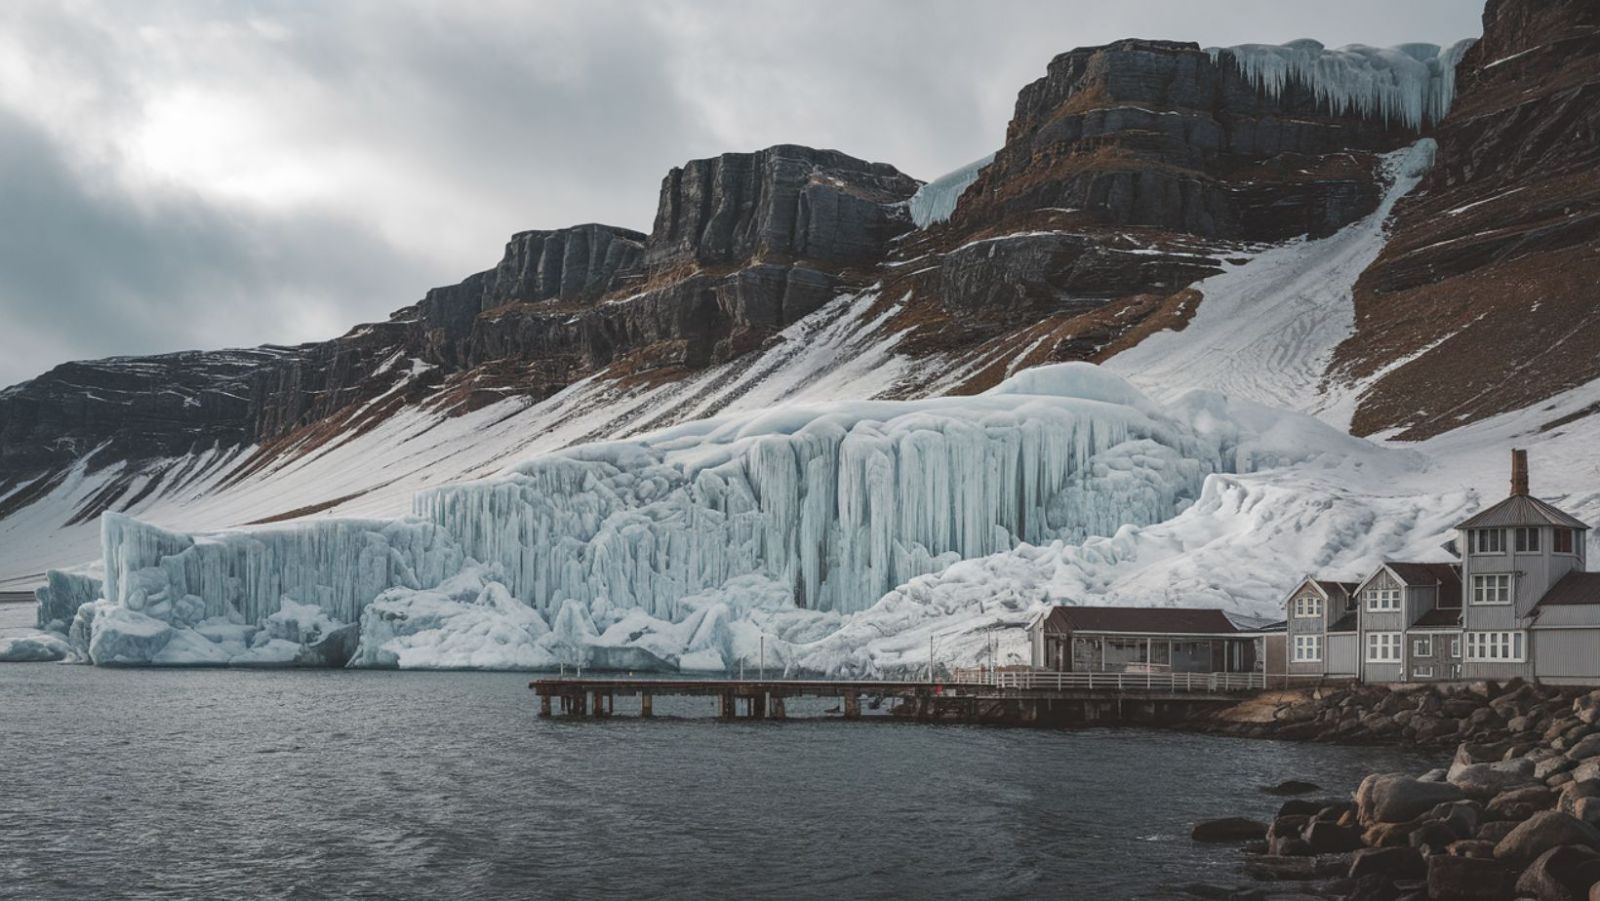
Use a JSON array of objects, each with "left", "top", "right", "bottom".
[{"left": 0, "top": 654, "right": 1433, "bottom": 900}]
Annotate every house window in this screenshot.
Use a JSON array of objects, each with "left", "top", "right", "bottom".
[
  {"left": 1472, "top": 529, "right": 1505, "bottom": 554},
  {"left": 1292, "top": 595, "right": 1322, "bottom": 618},
  {"left": 1413, "top": 664, "right": 1435, "bottom": 678},
  {"left": 1366, "top": 588, "right": 1401, "bottom": 611},
  {"left": 1555, "top": 528, "right": 1575, "bottom": 554},
  {"left": 1515, "top": 527, "right": 1541, "bottom": 553},
  {"left": 1292, "top": 635, "right": 1321, "bottom": 662},
  {"left": 1472, "top": 574, "right": 1512, "bottom": 605},
  {"left": 1465, "top": 631, "right": 1526, "bottom": 662},
  {"left": 1450, "top": 637, "right": 1461, "bottom": 658},
  {"left": 1413, "top": 636, "right": 1433, "bottom": 657},
  {"left": 1366, "top": 632, "right": 1402, "bottom": 663}
]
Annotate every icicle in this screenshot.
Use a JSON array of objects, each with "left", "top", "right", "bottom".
[{"left": 1206, "top": 39, "right": 1478, "bottom": 131}]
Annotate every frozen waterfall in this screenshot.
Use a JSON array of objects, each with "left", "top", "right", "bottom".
[
  {"left": 1208, "top": 39, "right": 1478, "bottom": 131},
  {"left": 415, "top": 364, "right": 1219, "bottom": 619},
  {"left": 908, "top": 154, "right": 995, "bottom": 228}
]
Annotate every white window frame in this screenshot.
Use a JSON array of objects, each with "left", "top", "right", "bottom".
[
  {"left": 1515, "top": 527, "right": 1541, "bottom": 553},
  {"left": 1292, "top": 634, "right": 1322, "bottom": 662},
  {"left": 1471, "top": 573, "right": 1512, "bottom": 605},
  {"left": 1292, "top": 595, "right": 1323, "bottom": 618},
  {"left": 1449, "top": 637, "right": 1461, "bottom": 658},
  {"left": 1465, "top": 631, "right": 1526, "bottom": 663},
  {"left": 1472, "top": 529, "right": 1506, "bottom": 554},
  {"left": 1412, "top": 635, "right": 1433, "bottom": 657},
  {"left": 1366, "top": 587, "right": 1401, "bottom": 612},
  {"left": 1413, "top": 664, "right": 1435, "bottom": 678},
  {"left": 1366, "top": 631, "right": 1402, "bottom": 663}
]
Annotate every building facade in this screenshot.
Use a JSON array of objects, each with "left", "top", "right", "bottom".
[
  {"left": 1027, "top": 606, "right": 1263, "bottom": 675},
  {"left": 1282, "top": 450, "right": 1599, "bottom": 685}
]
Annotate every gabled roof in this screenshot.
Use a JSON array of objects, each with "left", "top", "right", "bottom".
[
  {"left": 1387, "top": 562, "right": 1462, "bottom": 607},
  {"left": 1315, "top": 580, "right": 1359, "bottom": 602},
  {"left": 1535, "top": 572, "right": 1600, "bottom": 608},
  {"left": 1036, "top": 605, "right": 1240, "bottom": 635},
  {"left": 1414, "top": 607, "right": 1463, "bottom": 628},
  {"left": 1457, "top": 494, "right": 1589, "bottom": 530},
  {"left": 1283, "top": 577, "right": 1357, "bottom": 607}
]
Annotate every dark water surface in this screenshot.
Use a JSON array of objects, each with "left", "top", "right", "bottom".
[{"left": 0, "top": 665, "right": 1434, "bottom": 900}]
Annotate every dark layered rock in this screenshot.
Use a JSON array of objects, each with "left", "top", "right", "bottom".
[
  {"left": 0, "top": 146, "right": 918, "bottom": 499},
  {"left": 647, "top": 145, "right": 917, "bottom": 270},
  {"left": 953, "top": 38, "right": 1411, "bottom": 241},
  {"left": 415, "top": 224, "right": 646, "bottom": 366},
  {"left": 870, "top": 35, "right": 1427, "bottom": 390},
  {"left": 1331, "top": 0, "right": 1600, "bottom": 438}
]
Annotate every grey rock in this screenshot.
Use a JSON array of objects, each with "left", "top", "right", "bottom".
[
  {"left": 1357, "top": 774, "right": 1465, "bottom": 826},
  {"left": 1495, "top": 811, "right": 1600, "bottom": 865}
]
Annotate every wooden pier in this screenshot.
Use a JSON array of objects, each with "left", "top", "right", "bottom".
[{"left": 530, "top": 671, "right": 1265, "bottom": 726}]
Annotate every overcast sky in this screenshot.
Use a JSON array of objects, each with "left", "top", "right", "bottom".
[{"left": 0, "top": 1, "right": 1483, "bottom": 389}]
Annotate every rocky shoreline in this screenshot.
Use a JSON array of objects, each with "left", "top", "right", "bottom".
[{"left": 1185, "top": 680, "right": 1600, "bottom": 900}]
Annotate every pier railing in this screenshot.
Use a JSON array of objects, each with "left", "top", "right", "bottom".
[{"left": 950, "top": 670, "right": 1266, "bottom": 692}]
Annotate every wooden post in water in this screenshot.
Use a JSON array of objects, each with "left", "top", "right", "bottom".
[
  {"left": 591, "top": 689, "right": 605, "bottom": 718},
  {"left": 769, "top": 694, "right": 786, "bottom": 720},
  {"left": 640, "top": 693, "right": 653, "bottom": 718},
  {"left": 539, "top": 694, "right": 552, "bottom": 717},
  {"left": 844, "top": 689, "right": 861, "bottom": 720}
]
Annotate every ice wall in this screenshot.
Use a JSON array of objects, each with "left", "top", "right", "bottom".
[
  {"left": 63, "top": 514, "right": 466, "bottom": 665},
  {"left": 1208, "top": 39, "right": 1477, "bottom": 131},
  {"left": 417, "top": 364, "right": 1224, "bottom": 620},
  {"left": 34, "top": 570, "right": 102, "bottom": 631},
  {"left": 100, "top": 513, "right": 463, "bottom": 625},
  {"left": 908, "top": 154, "right": 995, "bottom": 228}
]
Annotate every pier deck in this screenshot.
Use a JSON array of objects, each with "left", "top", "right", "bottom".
[{"left": 530, "top": 672, "right": 1265, "bottom": 724}]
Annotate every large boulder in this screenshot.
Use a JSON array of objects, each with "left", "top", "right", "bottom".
[
  {"left": 1427, "top": 854, "right": 1516, "bottom": 900},
  {"left": 1488, "top": 785, "right": 1557, "bottom": 821},
  {"left": 1358, "top": 774, "right": 1466, "bottom": 826},
  {"left": 1496, "top": 811, "right": 1600, "bottom": 865},
  {"left": 1567, "top": 734, "right": 1600, "bottom": 762},
  {"left": 1349, "top": 846, "right": 1425, "bottom": 880},
  {"left": 1451, "top": 758, "right": 1540, "bottom": 801},
  {"left": 1516, "top": 845, "right": 1600, "bottom": 901}
]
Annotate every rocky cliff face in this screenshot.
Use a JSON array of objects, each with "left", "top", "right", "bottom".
[
  {"left": 861, "top": 37, "right": 1435, "bottom": 389},
  {"left": 957, "top": 39, "right": 1410, "bottom": 240},
  {"left": 0, "top": 145, "right": 919, "bottom": 505},
  {"left": 1329, "top": 0, "right": 1600, "bottom": 438}
]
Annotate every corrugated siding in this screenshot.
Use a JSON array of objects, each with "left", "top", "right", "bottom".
[
  {"left": 1327, "top": 634, "right": 1358, "bottom": 675},
  {"left": 1365, "top": 663, "right": 1404, "bottom": 683},
  {"left": 1534, "top": 629, "right": 1600, "bottom": 680},
  {"left": 1265, "top": 634, "right": 1286, "bottom": 676},
  {"left": 1533, "top": 605, "right": 1600, "bottom": 627}
]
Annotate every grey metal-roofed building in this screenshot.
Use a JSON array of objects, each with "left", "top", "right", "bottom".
[
  {"left": 1027, "top": 606, "right": 1263, "bottom": 675},
  {"left": 1282, "top": 578, "right": 1358, "bottom": 678},
  {"left": 1460, "top": 450, "right": 1589, "bottom": 681}
]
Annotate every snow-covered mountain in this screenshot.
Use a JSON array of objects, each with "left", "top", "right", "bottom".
[{"left": 4, "top": 0, "right": 1598, "bottom": 672}]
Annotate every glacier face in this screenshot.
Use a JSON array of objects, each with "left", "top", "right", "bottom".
[
  {"left": 25, "top": 363, "right": 1419, "bottom": 674},
  {"left": 414, "top": 363, "right": 1221, "bottom": 621},
  {"left": 1207, "top": 39, "right": 1477, "bottom": 131}
]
